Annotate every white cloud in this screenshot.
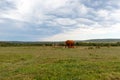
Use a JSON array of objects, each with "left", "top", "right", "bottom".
[
  {"left": 97, "top": 9, "right": 110, "bottom": 20},
  {"left": 42, "top": 22, "right": 120, "bottom": 41},
  {"left": 55, "top": 18, "right": 77, "bottom": 26},
  {"left": 0, "top": 0, "right": 120, "bottom": 41},
  {"left": 75, "top": 18, "right": 96, "bottom": 25},
  {"left": 77, "top": 4, "right": 89, "bottom": 15},
  {"left": 110, "top": 9, "right": 120, "bottom": 22},
  {"left": 1, "top": 0, "right": 68, "bottom": 20}
]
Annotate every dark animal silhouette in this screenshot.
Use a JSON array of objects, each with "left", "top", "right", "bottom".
[{"left": 65, "top": 40, "right": 74, "bottom": 48}]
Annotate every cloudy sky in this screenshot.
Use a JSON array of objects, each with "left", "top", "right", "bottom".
[{"left": 0, "top": 0, "right": 120, "bottom": 41}]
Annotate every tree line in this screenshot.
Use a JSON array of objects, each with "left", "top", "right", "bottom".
[{"left": 0, "top": 41, "right": 120, "bottom": 47}]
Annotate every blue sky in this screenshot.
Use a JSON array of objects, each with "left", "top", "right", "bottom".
[{"left": 0, "top": 0, "right": 120, "bottom": 41}]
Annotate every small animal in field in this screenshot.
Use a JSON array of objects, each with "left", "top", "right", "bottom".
[{"left": 65, "top": 40, "right": 75, "bottom": 48}]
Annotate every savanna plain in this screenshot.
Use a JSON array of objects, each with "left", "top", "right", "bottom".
[{"left": 0, "top": 46, "right": 120, "bottom": 80}]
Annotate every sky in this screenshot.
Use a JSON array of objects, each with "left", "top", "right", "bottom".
[{"left": 0, "top": 0, "right": 120, "bottom": 41}]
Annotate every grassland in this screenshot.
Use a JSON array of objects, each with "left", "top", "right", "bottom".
[{"left": 0, "top": 46, "right": 120, "bottom": 80}]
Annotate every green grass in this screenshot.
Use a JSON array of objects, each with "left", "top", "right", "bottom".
[{"left": 0, "top": 46, "right": 120, "bottom": 80}]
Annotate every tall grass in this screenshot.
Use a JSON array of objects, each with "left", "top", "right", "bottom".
[{"left": 0, "top": 46, "right": 120, "bottom": 80}]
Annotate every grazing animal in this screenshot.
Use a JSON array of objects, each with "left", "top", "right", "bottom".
[{"left": 65, "top": 40, "right": 74, "bottom": 48}]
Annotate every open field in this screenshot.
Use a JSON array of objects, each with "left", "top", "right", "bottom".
[{"left": 0, "top": 46, "right": 120, "bottom": 80}]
